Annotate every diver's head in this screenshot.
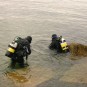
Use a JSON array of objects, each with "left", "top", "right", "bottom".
[
  {"left": 52, "top": 34, "right": 58, "bottom": 39},
  {"left": 26, "top": 36, "right": 32, "bottom": 43}
]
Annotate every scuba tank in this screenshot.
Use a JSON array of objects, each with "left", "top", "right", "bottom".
[
  {"left": 60, "top": 41, "right": 68, "bottom": 51},
  {"left": 5, "top": 41, "right": 18, "bottom": 58},
  {"left": 5, "top": 36, "right": 21, "bottom": 58},
  {"left": 59, "top": 36, "right": 69, "bottom": 52}
]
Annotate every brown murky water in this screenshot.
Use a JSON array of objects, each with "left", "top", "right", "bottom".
[
  {"left": 6, "top": 72, "right": 28, "bottom": 83},
  {"left": 0, "top": 0, "right": 87, "bottom": 87}
]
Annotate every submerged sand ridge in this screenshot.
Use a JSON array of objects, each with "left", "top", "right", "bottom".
[
  {"left": 5, "top": 67, "right": 31, "bottom": 83},
  {"left": 69, "top": 43, "right": 87, "bottom": 59},
  {"left": 6, "top": 72, "right": 28, "bottom": 83}
]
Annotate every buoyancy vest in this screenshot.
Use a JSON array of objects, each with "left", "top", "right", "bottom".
[{"left": 15, "top": 39, "right": 29, "bottom": 57}]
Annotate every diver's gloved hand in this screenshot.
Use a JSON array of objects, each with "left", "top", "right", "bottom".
[
  {"left": 24, "top": 63, "right": 29, "bottom": 66},
  {"left": 24, "top": 60, "right": 29, "bottom": 66}
]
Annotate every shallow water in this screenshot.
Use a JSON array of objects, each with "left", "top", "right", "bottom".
[{"left": 0, "top": 0, "right": 87, "bottom": 87}]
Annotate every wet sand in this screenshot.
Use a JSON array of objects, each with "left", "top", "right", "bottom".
[{"left": 0, "top": 0, "right": 87, "bottom": 87}]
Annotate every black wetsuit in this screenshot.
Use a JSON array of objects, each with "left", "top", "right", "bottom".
[
  {"left": 11, "top": 38, "right": 31, "bottom": 68},
  {"left": 49, "top": 38, "right": 62, "bottom": 53}
]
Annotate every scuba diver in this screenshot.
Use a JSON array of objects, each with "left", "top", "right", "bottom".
[
  {"left": 49, "top": 34, "right": 69, "bottom": 53},
  {"left": 5, "top": 36, "right": 32, "bottom": 68}
]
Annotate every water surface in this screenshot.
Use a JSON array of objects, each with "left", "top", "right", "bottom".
[{"left": 0, "top": 0, "right": 87, "bottom": 87}]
